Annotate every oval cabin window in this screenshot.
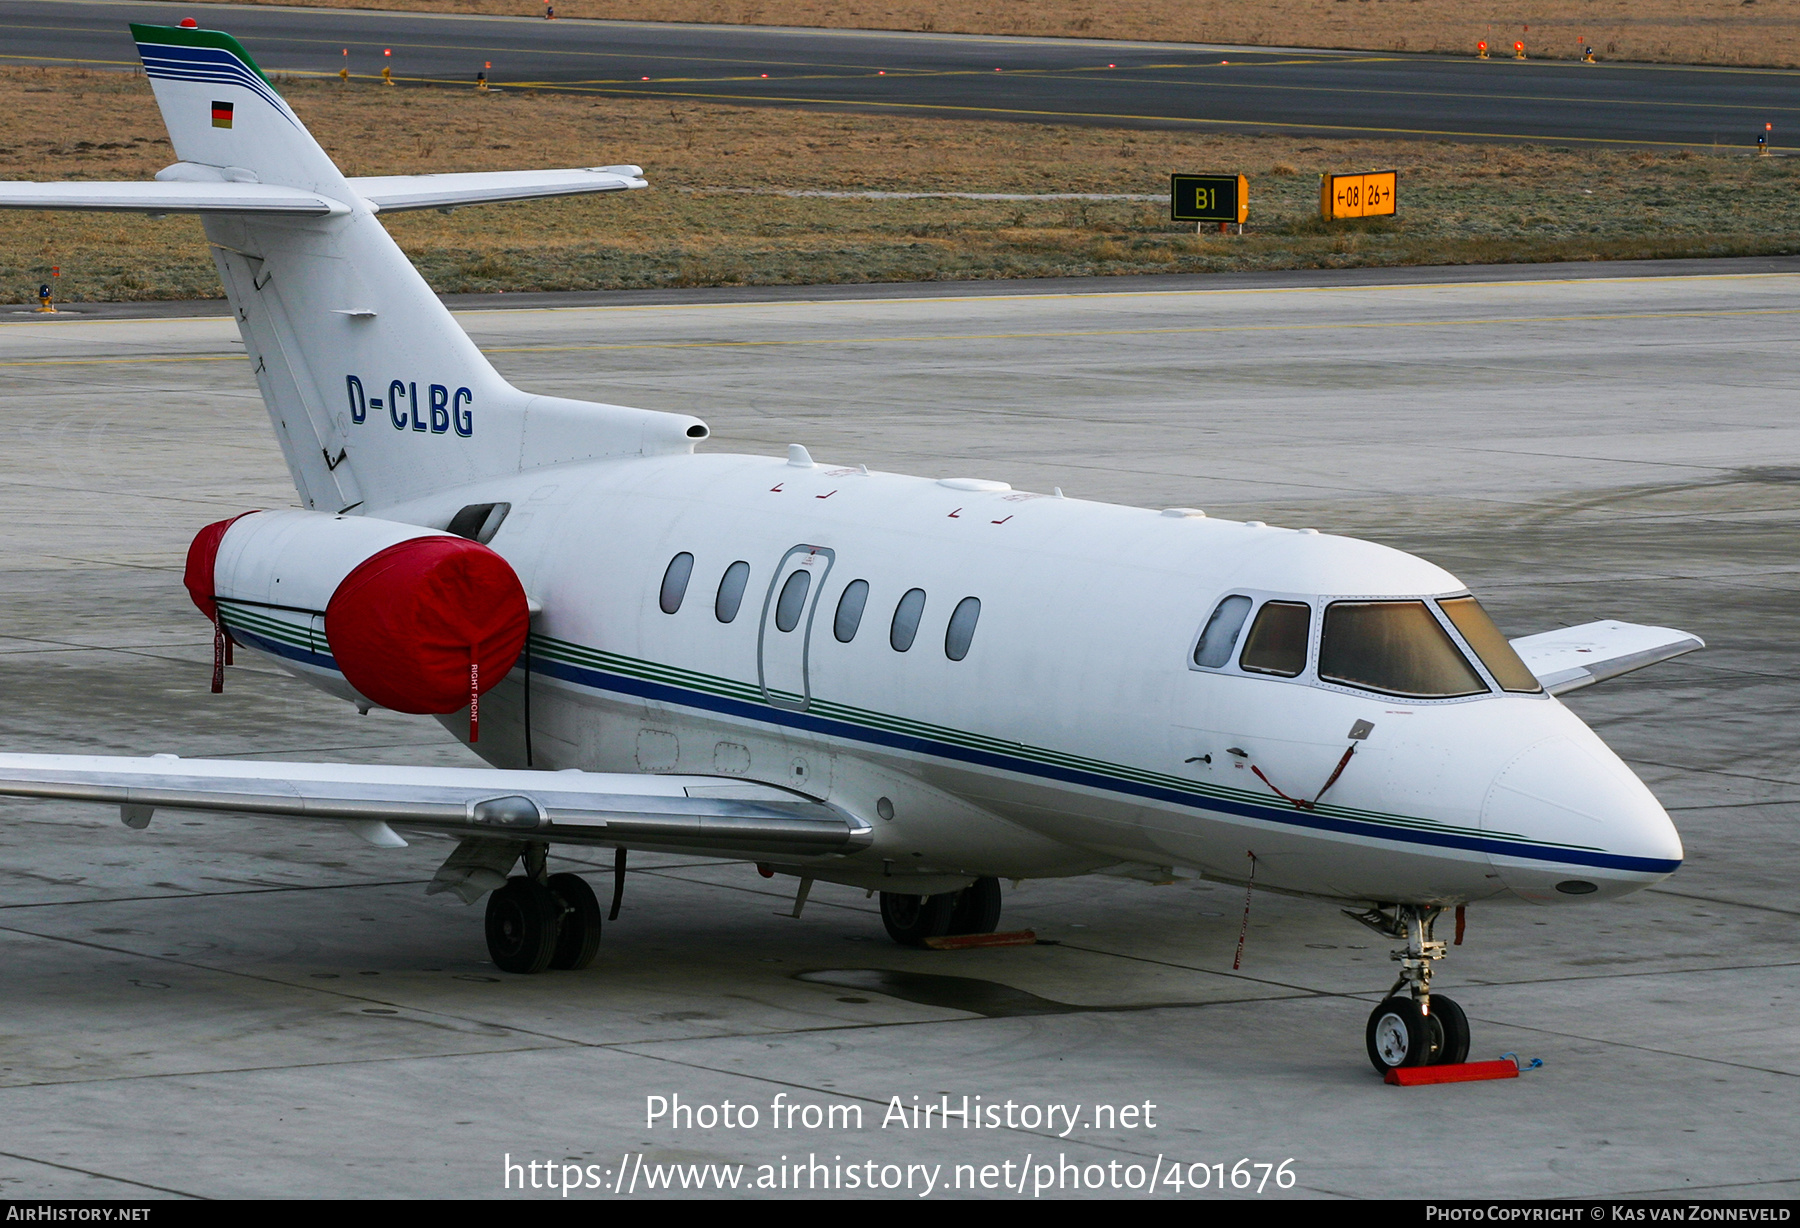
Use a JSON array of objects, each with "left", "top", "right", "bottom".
[
  {"left": 774, "top": 569, "right": 812, "bottom": 633},
  {"left": 659, "top": 552, "right": 694, "bottom": 615},
  {"left": 944, "top": 596, "right": 981, "bottom": 661},
  {"left": 890, "top": 588, "right": 926, "bottom": 652},
  {"left": 715, "top": 560, "right": 750, "bottom": 623},
  {"left": 835, "top": 579, "right": 869, "bottom": 643}
]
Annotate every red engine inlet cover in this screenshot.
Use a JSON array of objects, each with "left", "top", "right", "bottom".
[
  {"left": 325, "top": 537, "right": 530, "bottom": 715},
  {"left": 184, "top": 512, "right": 256, "bottom": 622}
]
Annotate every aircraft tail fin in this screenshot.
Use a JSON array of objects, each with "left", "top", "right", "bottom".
[
  {"left": 130, "top": 23, "right": 350, "bottom": 199},
  {"left": 0, "top": 24, "right": 707, "bottom": 514}
]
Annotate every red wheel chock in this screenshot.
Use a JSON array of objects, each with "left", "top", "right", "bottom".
[{"left": 1385, "top": 1059, "right": 1519, "bottom": 1086}]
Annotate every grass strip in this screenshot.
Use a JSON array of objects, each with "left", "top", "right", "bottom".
[{"left": 4, "top": 68, "right": 1798, "bottom": 303}]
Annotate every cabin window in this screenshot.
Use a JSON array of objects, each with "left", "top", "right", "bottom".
[
  {"left": 774, "top": 569, "right": 812, "bottom": 633},
  {"left": 659, "top": 552, "right": 694, "bottom": 615},
  {"left": 1239, "top": 601, "right": 1311, "bottom": 677},
  {"left": 1438, "top": 596, "right": 1543, "bottom": 694},
  {"left": 945, "top": 596, "right": 981, "bottom": 661},
  {"left": 715, "top": 560, "right": 751, "bottom": 623},
  {"left": 1193, "top": 594, "right": 1253, "bottom": 668},
  {"left": 890, "top": 588, "right": 926, "bottom": 652},
  {"left": 834, "top": 579, "right": 869, "bottom": 643},
  {"left": 1319, "top": 601, "right": 1488, "bottom": 698}
]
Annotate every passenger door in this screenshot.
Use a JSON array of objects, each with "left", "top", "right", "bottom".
[{"left": 758, "top": 545, "right": 834, "bottom": 710}]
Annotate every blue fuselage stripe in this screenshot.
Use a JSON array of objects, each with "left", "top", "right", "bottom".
[
  {"left": 227, "top": 625, "right": 1675, "bottom": 875},
  {"left": 531, "top": 656, "right": 1680, "bottom": 876},
  {"left": 229, "top": 625, "right": 338, "bottom": 672}
]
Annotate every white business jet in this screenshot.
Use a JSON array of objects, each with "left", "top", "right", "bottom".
[{"left": 0, "top": 23, "right": 1702, "bottom": 1074}]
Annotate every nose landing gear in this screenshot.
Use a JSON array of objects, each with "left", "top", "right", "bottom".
[{"left": 1348, "top": 904, "right": 1470, "bottom": 1074}]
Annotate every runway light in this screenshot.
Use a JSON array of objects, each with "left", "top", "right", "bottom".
[
  {"left": 878, "top": 70, "right": 885, "bottom": 74},
  {"left": 761, "top": 73, "right": 768, "bottom": 77},
  {"left": 641, "top": 76, "right": 649, "bottom": 80}
]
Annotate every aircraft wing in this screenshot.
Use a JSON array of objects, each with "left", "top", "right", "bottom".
[
  {"left": 347, "top": 166, "right": 646, "bottom": 212},
  {"left": 0, "top": 180, "right": 348, "bottom": 214},
  {"left": 0, "top": 167, "right": 646, "bottom": 216},
  {"left": 0, "top": 754, "right": 870, "bottom": 858},
  {"left": 1510, "top": 620, "right": 1705, "bottom": 695}
]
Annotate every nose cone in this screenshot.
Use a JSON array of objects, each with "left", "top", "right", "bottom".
[{"left": 1481, "top": 733, "right": 1683, "bottom": 902}]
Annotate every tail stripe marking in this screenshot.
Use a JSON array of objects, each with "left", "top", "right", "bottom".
[{"left": 138, "top": 44, "right": 298, "bottom": 128}]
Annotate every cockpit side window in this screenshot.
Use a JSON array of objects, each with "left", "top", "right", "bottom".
[
  {"left": 1193, "top": 594, "right": 1253, "bottom": 668},
  {"left": 1438, "top": 596, "right": 1543, "bottom": 694},
  {"left": 1239, "top": 601, "right": 1311, "bottom": 677},
  {"left": 1319, "top": 601, "right": 1488, "bottom": 698}
]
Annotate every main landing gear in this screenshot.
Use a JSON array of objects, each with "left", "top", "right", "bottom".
[
  {"left": 484, "top": 846, "right": 603, "bottom": 974},
  {"left": 880, "top": 877, "right": 1003, "bottom": 946},
  {"left": 1349, "top": 904, "right": 1471, "bottom": 1074}
]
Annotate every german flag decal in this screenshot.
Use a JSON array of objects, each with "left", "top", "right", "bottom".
[{"left": 211, "top": 100, "right": 233, "bottom": 129}]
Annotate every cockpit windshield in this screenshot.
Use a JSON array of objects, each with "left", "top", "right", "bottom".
[
  {"left": 1437, "top": 595, "right": 1543, "bottom": 693},
  {"left": 1318, "top": 601, "right": 1488, "bottom": 698},
  {"left": 1239, "top": 600, "right": 1311, "bottom": 677}
]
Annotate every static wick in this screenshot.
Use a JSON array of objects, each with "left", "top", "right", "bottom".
[{"left": 1232, "top": 850, "right": 1258, "bottom": 971}]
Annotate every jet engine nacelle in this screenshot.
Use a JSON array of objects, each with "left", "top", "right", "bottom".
[{"left": 184, "top": 510, "right": 530, "bottom": 715}]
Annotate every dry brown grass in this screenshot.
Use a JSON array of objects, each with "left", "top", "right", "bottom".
[
  {"left": 4, "top": 67, "right": 1798, "bottom": 302},
  {"left": 173, "top": 0, "right": 1800, "bottom": 68}
]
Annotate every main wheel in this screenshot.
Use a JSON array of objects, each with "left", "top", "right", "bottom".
[
  {"left": 1426, "top": 994, "right": 1470, "bottom": 1066},
  {"left": 546, "top": 872, "right": 603, "bottom": 971},
  {"left": 880, "top": 891, "right": 958, "bottom": 947},
  {"left": 485, "top": 876, "right": 559, "bottom": 974},
  {"left": 949, "top": 877, "right": 1002, "bottom": 935},
  {"left": 1365, "top": 996, "right": 1431, "bottom": 1073}
]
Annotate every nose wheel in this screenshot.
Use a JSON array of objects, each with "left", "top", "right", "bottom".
[
  {"left": 1350, "top": 904, "right": 1471, "bottom": 1074},
  {"left": 1365, "top": 993, "right": 1469, "bottom": 1070}
]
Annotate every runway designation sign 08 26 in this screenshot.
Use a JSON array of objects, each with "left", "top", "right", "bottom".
[
  {"left": 1170, "top": 174, "right": 1248, "bottom": 224},
  {"left": 1320, "top": 170, "right": 1397, "bottom": 220}
]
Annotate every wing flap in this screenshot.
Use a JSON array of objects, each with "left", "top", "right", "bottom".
[
  {"left": 0, "top": 180, "right": 348, "bottom": 215},
  {"left": 347, "top": 167, "right": 646, "bottom": 212},
  {"left": 0, "top": 755, "right": 870, "bottom": 857},
  {"left": 1510, "top": 620, "right": 1704, "bottom": 695}
]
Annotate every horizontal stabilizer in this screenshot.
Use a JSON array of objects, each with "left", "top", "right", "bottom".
[
  {"left": 1510, "top": 620, "right": 1704, "bottom": 694},
  {"left": 0, "top": 180, "right": 348, "bottom": 215},
  {"left": 0, "top": 755, "right": 872, "bottom": 858},
  {"left": 349, "top": 166, "right": 646, "bottom": 212}
]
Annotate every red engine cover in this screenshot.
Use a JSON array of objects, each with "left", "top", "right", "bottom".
[
  {"left": 183, "top": 513, "right": 255, "bottom": 622},
  {"left": 325, "top": 537, "right": 530, "bottom": 714}
]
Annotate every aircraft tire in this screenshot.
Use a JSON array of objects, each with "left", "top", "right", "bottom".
[
  {"left": 546, "top": 872, "right": 603, "bottom": 971},
  {"left": 1365, "top": 996, "right": 1431, "bottom": 1073},
  {"left": 948, "top": 877, "right": 1003, "bottom": 935},
  {"left": 486, "top": 876, "right": 559, "bottom": 974},
  {"left": 1427, "top": 994, "right": 1470, "bottom": 1065},
  {"left": 879, "top": 891, "right": 958, "bottom": 947}
]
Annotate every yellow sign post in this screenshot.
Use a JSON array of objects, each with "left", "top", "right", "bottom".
[{"left": 1320, "top": 170, "right": 1397, "bottom": 221}]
